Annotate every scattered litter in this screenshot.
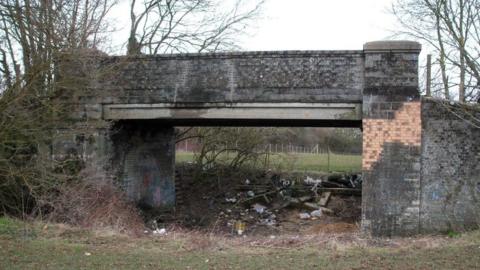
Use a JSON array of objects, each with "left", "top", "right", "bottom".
[
  {"left": 175, "top": 165, "right": 362, "bottom": 236},
  {"left": 260, "top": 218, "right": 276, "bottom": 226},
  {"left": 311, "top": 209, "right": 323, "bottom": 218},
  {"left": 299, "top": 213, "right": 311, "bottom": 219},
  {"left": 234, "top": 221, "right": 246, "bottom": 235},
  {"left": 84, "top": 252, "right": 91, "bottom": 256},
  {"left": 253, "top": 203, "right": 266, "bottom": 214},
  {"left": 304, "top": 176, "right": 323, "bottom": 185},
  {"left": 225, "top": 197, "right": 237, "bottom": 203},
  {"left": 304, "top": 176, "right": 323, "bottom": 192},
  {"left": 153, "top": 228, "right": 167, "bottom": 235}
]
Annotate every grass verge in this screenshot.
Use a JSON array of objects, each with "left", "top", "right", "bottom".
[
  {"left": 1, "top": 216, "right": 479, "bottom": 270},
  {"left": 176, "top": 152, "right": 361, "bottom": 173}
]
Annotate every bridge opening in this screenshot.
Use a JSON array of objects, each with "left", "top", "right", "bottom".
[{"left": 110, "top": 119, "right": 362, "bottom": 235}]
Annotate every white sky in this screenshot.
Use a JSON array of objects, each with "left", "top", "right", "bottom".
[
  {"left": 109, "top": 0, "right": 400, "bottom": 53},
  {"left": 238, "top": 0, "right": 397, "bottom": 51}
]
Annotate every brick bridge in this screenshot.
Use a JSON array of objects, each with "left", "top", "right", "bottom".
[{"left": 55, "top": 41, "right": 480, "bottom": 236}]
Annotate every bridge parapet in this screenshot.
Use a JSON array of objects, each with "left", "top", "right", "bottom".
[{"left": 95, "top": 50, "right": 364, "bottom": 105}]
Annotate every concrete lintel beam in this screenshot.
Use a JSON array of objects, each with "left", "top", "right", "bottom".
[{"left": 103, "top": 103, "right": 362, "bottom": 121}]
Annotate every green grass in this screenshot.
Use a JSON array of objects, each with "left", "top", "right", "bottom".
[
  {"left": 1, "top": 217, "right": 480, "bottom": 269},
  {"left": 176, "top": 151, "right": 362, "bottom": 173}
]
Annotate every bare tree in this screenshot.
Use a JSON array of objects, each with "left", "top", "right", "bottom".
[
  {"left": 0, "top": 0, "right": 117, "bottom": 216},
  {"left": 127, "top": 0, "right": 264, "bottom": 55},
  {"left": 392, "top": 0, "right": 480, "bottom": 102},
  {"left": 0, "top": 0, "right": 117, "bottom": 92}
]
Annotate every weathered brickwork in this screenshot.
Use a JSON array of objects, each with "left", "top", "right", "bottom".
[
  {"left": 362, "top": 102, "right": 421, "bottom": 170},
  {"left": 95, "top": 51, "right": 365, "bottom": 104},
  {"left": 54, "top": 50, "right": 367, "bottom": 211},
  {"left": 361, "top": 41, "right": 423, "bottom": 236},
  {"left": 54, "top": 41, "right": 479, "bottom": 236},
  {"left": 111, "top": 122, "right": 176, "bottom": 210},
  {"left": 420, "top": 98, "right": 480, "bottom": 233},
  {"left": 53, "top": 53, "right": 114, "bottom": 171}
]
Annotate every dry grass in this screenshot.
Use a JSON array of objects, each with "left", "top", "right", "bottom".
[
  {"left": 1, "top": 217, "right": 480, "bottom": 269},
  {"left": 47, "top": 169, "right": 145, "bottom": 235}
]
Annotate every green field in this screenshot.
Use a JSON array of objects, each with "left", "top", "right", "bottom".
[
  {"left": 1, "top": 217, "right": 480, "bottom": 270},
  {"left": 176, "top": 151, "right": 362, "bottom": 173}
]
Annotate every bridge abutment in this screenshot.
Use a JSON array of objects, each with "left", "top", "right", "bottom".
[
  {"left": 111, "top": 123, "right": 176, "bottom": 210},
  {"left": 361, "top": 41, "right": 422, "bottom": 236}
]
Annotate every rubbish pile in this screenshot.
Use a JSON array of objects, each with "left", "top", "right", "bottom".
[
  {"left": 173, "top": 168, "right": 362, "bottom": 236},
  {"left": 172, "top": 163, "right": 362, "bottom": 236},
  {"left": 226, "top": 173, "right": 362, "bottom": 233}
]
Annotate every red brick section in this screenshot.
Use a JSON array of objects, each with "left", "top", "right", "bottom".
[{"left": 362, "top": 102, "right": 421, "bottom": 170}]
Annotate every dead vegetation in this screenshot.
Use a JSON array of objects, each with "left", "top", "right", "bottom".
[{"left": 47, "top": 170, "right": 144, "bottom": 235}]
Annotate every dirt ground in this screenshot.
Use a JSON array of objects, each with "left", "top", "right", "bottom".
[{"left": 168, "top": 165, "right": 361, "bottom": 236}]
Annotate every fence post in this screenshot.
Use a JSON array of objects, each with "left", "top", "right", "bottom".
[
  {"left": 327, "top": 146, "right": 331, "bottom": 172},
  {"left": 426, "top": 54, "right": 432, "bottom": 97}
]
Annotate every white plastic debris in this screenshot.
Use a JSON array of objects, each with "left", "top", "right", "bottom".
[
  {"left": 304, "top": 176, "right": 323, "bottom": 192},
  {"left": 245, "top": 179, "right": 251, "bottom": 185},
  {"left": 304, "top": 176, "right": 322, "bottom": 185},
  {"left": 299, "top": 213, "right": 311, "bottom": 219},
  {"left": 253, "top": 203, "right": 266, "bottom": 214},
  {"left": 247, "top": 190, "right": 255, "bottom": 197},
  {"left": 225, "top": 197, "right": 237, "bottom": 203},
  {"left": 310, "top": 209, "right": 323, "bottom": 218},
  {"left": 280, "top": 179, "right": 291, "bottom": 187},
  {"left": 153, "top": 228, "right": 167, "bottom": 235},
  {"left": 84, "top": 252, "right": 92, "bottom": 256}
]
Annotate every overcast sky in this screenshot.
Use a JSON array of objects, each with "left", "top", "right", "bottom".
[
  {"left": 109, "top": 0, "right": 399, "bottom": 53},
  {"left": 237, "top": 0, "right": 397, "bottom": 51}
]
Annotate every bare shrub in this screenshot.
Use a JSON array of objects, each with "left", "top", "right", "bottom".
[
  {"left": 177, "top": 127, "right": 276, "bottom": 172},
  {"left": 48, "top": 169, "right": 144, "bottom": 234}
]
